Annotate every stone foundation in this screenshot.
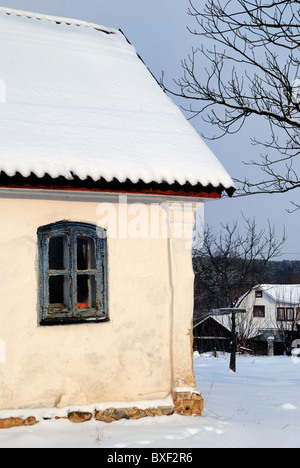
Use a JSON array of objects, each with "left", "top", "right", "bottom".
[
  {"left": 172, "top": 390, "right": 204, "bottom": 416},
  {"left": 0, "top": 416, "right": 38, "bottom": 429},
  {"left": 94, "top": 405, "right": 174, "bottom": 423},
  {"left": 0, "top": 391, "right": 203, "bottom": 428}
]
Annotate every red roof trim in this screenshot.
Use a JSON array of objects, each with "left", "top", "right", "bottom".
[
  {"left": 0, "top": 182, "right": 221, "bottom": 199},
  {"left": 0, "top": 172, "right": 226, "bottom": 199}
]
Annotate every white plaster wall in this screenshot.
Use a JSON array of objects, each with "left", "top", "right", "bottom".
[{"left": 0, "top": 192, "right": 199, "bottom": 410}]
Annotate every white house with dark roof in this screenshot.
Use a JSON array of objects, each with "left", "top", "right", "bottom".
[
  {"left": 240, "top": 284, "right": 300, "bottom": 330},
  {"left": 236, "top": 284, "right": 300, "bottom": 354},
  {"left": 0, "top": 7, "right": 235, "bottom": 419},
  {"left": 194, "top": 285, "right": 300, "bottom": 356}
]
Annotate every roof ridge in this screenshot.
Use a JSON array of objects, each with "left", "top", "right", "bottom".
[
  {"left": 258, "top": 284, "right": 300, "bottom": 303},
  {"left": 0, "top": 6, "right": 118, "bottom": 34},
  {"left": 260, "top": 283, "right": 300, "bottom": 288}
]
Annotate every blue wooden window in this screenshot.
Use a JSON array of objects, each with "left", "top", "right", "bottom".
[{"left": 38, "top": 221, "right": 108, "bottom": 325}]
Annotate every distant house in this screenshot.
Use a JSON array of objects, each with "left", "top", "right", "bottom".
[
  {"left": 239, "top": 284, "right": 300, "bottom": 354},
  {"left": 193, "top": 283, "right": 300, "bottom": 356},
  {"left": 0, "top": 8, "right": 235, "bottom": 418},
  {"left": 193, "top": 312, "right": 259, "bottom": 355},
  {"left": 193, "top": 315, "right": 231, "bottom": 353}
]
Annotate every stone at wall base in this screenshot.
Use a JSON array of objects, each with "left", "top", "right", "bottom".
[
  {"left": 94, "top": 405, "right": 174, "bottom": 423},
  {"left": 171, "top": 390, "right": 204, "bottom": 416},
  {"left": 0, "top": 392, "right": 203, "bottom": 428},
  {"left": 0, "top": 416, "right": 38, "bottom": 429},
  {"left": 68, "top": 411, "right": 93, "bottom": 423}
]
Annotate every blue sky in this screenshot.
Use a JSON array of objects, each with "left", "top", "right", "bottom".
[{"left": 1, "top": 0, "right": 298, "bottom": 259}]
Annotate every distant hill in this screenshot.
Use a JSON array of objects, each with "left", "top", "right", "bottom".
[{"left": 261, "top": 260, "right": 300, "bottom": 284}]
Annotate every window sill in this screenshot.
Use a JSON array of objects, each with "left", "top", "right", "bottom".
[{"left": 39, "top": 316, "right": 109, "bottom": 326}]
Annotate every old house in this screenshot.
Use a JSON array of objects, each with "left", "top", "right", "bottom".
[
  {"left": 0, "top": 7, "right": 235, "bottom": 421},
  {"left": 193, "top": 284, "right": 300, "bottom": 357},
  {"left": 193, "top": 316, "right": 232, "bottom": 354},
  {"left": 239, "top": 284, "right": 300, "bottom": 355}
]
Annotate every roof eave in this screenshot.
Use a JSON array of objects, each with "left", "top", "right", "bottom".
[{"left": 0, "top": 172, "right": 234, "bottom": 199}]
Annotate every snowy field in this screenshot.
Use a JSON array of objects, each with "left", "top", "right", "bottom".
[{"left": 1, "top": 352, "right": 300, "bottom": 449}]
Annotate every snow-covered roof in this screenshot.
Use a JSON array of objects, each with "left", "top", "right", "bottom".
[
  {"left": 194, "top": 314, "right": 260, "bottom": 339},
  {"left": 0, "top": 7, "right": 235, "bottom": 195},
  {"left": 256, "top": 284, "right": 300, "bottom": 304}
]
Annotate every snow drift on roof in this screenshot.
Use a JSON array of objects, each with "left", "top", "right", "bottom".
[
  {"left": 194, "top": 314, "right": 260, "bottom": 339},
  {"left": 0, "top": 7, "right": 235, "bottom": 193},
  {"left": 257, "top": 284, "right": 300, "bottom": 304}
]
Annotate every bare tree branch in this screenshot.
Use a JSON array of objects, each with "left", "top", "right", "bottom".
[
  {"left": 161, "top": 0, "right": 300, "bottom": 199},
  {"left": 193, "top": 216, "right": 286, "bottom": 370},
  {"left": 193, "top": 216, "right": 286, "bottom": 311}
]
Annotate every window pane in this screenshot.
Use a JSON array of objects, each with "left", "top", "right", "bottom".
[
  {"left": 277, "top": 307, "right": 285, "bottom": 320},
  {"left": 77, "top": 274, "right": 96, "bottom": 309},
  {"left": 49, "top": 235, "right": 68, "bottom": 270},
  {"left": 254, "top": 306, "right": 265, "bottom": 317},
  {"left": 49, "top": 275, "right": 70, "bottom": 310},
  {"left": 286, "top": 308, "right": 294, "bottom": 321},
  {"left": 77, "top": 236, "right": 96, "bottom": 270}
]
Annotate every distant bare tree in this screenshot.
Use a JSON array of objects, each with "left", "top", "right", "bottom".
[
  {"left": 162, "top": 0, "right": 300, "bottom": 206},
  {"left": 193, "top": 216, "right": 286, "bottom": 370}
]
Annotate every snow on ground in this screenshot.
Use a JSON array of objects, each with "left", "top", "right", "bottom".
[{"left": 1, "top": 352, "right": 300, "bottom": 448}]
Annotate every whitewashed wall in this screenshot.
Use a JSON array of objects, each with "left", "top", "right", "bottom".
[{"left": 0, "top": 191, "right": 201, "bottom": 410}]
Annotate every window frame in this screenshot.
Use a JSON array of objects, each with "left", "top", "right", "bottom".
[
  {"left": 38, "top": 221, "right": 108, "bottom": 326},
  {"left": 276, "top": 307, "right": 285, "bottom": 321},
  {"left": 253, "top": 305, "right": 265, "bottom": 318},
  {"left": 277, "top": 307, "right": 294, "bottom": 322},
  {"left": 285, "top": 307, "right": 294, "bottom": 322}
]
